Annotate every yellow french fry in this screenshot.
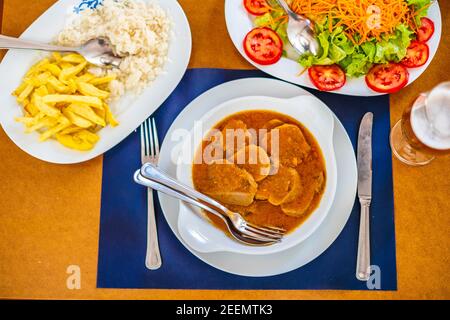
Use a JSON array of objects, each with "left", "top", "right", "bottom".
[
  {"left": 47, "top": 76, "right": 69, "bottom": 93},
  {"left": 42, "top": 94, "right": 103, "bottom": 109},
  {"left": 17, "top": 84, "right": 34, "bottom": 103},
  {"left": 59, "top": 126, "right": 83, "bottom": 135},
  {"left": 103, "top": 103, "right": 119, "bottom": 127},
  {"left": 89, "top": 75, "right": 117, "bottom": 86},
  {"left": 25, "top": 58, "right": 50, "bottom": 77},
  {"left": 59, "top": 61, "right": 87, "bottom": 83},
  {"left": 55, "top": 130, "right": 98, "bottom": 151},
  {"left": 61, "top": 53, "right": 86, "bottom": 64},
  {"left": 52, "top": 52, "right": 62, "bottom": 62},
  {"left": 35, "top": 95, "right": 61, "bottom": 117},
  {"left": 24, "top": 103, "right": 40, "bottom": 117},
  {"left": 77, "top": 82, "right": 109, "bottom": 99},
  {"left": 13, "top": 82, "right": 28, "bottom": 97},
  {"left": 24, "top": 71, "right": 51, "bottom": 87},
  {"left": 62, "top": 108, "right": 93, "bottom": 128},
  {"left": 39, "top": 116, "right": 71, "bottom": 141},
  {"left": 45, "top": 63, "right": 62, "bottom": 77},
  {"left": 66, "top": 103, "right": 106, "bottom": 127},
  {"left": 67, "top": 78, "right": 78, "bottom": 94},
  {"left": 77, "top": 73, "right": 95, "bottom": 83},
  {"left": 35, "top": 85, "right": 49, "bottom": 96},
  {"left": 25, "top": 116, "right": 58, "bottom": 133}
]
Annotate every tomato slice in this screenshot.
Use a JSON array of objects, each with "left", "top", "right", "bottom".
[
  {"left": 401, "top": 41, "right": 429, "bottom": 68},
  {"left": 243, "top": 0, "right": 269, "bottom": 16},
  {"left": 416, "top": 17, "right": 435, "bottom": 42},
  {"left": 308, "top": 65, "right": 346, "bottom": 91},
  {"left": 243, "top": 27, "right": 283, "bottom": 65},
  {"left": 366, "top": 63, "right": 409, "bottom": 93}
]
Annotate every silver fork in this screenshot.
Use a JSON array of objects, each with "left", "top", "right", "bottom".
[
  {"left": 135, "top": 163, "right": 286, "bottom": 246},
  {"left": 140, "top": 118, "right": 162, "bottom": 270}
]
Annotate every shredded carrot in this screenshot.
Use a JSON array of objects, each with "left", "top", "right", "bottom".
[{"left": 289, "top": 0, "right": 419, "bottom": 45}]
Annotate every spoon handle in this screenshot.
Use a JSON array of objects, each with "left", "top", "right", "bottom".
[{"left": 0, "top": 34, "right": 76, "bottom": 53}]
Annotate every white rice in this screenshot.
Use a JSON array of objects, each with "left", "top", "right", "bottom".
[{"left": 57, "top": 0, "right": 172, "bottom": 101}]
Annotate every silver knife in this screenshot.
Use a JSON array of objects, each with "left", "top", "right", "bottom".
[{"left": 356, "top": 112, "right": 373, "bottom": 281}]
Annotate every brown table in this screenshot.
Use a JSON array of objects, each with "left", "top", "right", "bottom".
[{"left": 0, "top": 0, "right": 449, "bottom": 299}]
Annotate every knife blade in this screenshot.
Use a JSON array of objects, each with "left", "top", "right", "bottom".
[
  {"left": 357, "top": 112, "right": 373, "bottom": 199},
  {"left": 356, "top": 112, "right": 373, "bottom": 281}
]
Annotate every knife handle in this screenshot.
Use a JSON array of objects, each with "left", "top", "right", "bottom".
[{"left": 356, "top": 198, "right": 371, "bottom": 281}]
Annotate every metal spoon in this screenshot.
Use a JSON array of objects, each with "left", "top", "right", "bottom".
[
  {"left": 275, "top": 0, "right": 319, "bottom": 56},
  {"left": 0, "top": 34, "right": 123, "bottom": 68}
]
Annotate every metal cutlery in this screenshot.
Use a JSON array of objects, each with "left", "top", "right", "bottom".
[
  {"left": 356, "top": 112, "right": 374, "bottom": 281},
  {"left": 140, "top": 118, "right": 162, "bottom": 270},
  {"left": 0, "top": 35, "right": 122, "bottom": 68},
  {"left": 275, "top": 0, "right": 319, "bottom": 55},
  {"left": 134, "top": 163, "right": 285, "bottom": 246}
]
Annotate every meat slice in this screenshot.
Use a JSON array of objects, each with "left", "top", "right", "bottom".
[
  {"left": 264, "top": 124, "right": 311, "bottom": 167},
  {"left": 262, "top": 119, "right": 285, "bottom": 130},
  {"left": 255, "top": 166, "right": 302, "bottom": 206},
  {"left": 220, "top": 119, "right": 256, "bottom": 155},
  {"left": 204, "top": 160, "right": 257, "bottom": 206},
  {"left": 281, "top": 172, "right": 325, "bottom": 217},
  {"left": 230, "top": 145, "right": 271, "bottom": 182}
]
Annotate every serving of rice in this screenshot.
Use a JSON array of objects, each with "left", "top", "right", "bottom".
[{"left": 57, "top": 0, "right": 172, "bottom": 101}]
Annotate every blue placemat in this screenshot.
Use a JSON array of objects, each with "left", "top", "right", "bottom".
[{"left": 97, "top": 68, "right": 397, "bottom": 290}]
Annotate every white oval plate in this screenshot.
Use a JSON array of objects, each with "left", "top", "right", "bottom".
[
  {"left": 0, "top": 0, "right": 191, "bottom": 164},
  {"left": 175, "top": 95, "right": 338, "bottom": 255},
  {"left": 157, "top": 77, "right": 357, "bottom": 276},
  {"left": 224, "top": 0, "right": 441, "bottom": 96}
]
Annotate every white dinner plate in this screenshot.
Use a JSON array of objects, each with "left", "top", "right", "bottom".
[
  {"left": 157, "top": 77, "right": 357, "bottom": 277},
  {"left": 0, "top": 0, "right": 191, "bottom": 164},
  {"left": 224, "top": 0, "right": 442, "bottom": 97}
]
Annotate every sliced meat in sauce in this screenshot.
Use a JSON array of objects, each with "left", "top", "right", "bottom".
[
  {"left": 202, "top": 160, "right": 257, "bottom": 206},
  {"left": 264, "top": 124, "right": 311, "bottom": 167},
  {"left": 255, "top": 165, "right": 302, "bottom": 206},
  {"left": 281, "top": 172, "right": 325, "bottom": 217},
  {"left": 192, "top": 110, "right": 326, "bottom": 234},
  {"left": 220, "top": 119, "right": 256, "bottom": 155},
  {"left": 230, "top": 145, "right": 271, "bottom": 182}
]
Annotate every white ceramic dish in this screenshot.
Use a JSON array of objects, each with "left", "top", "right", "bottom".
[
  {"left": 224, "top": 0, "right": 442, "bottom": 96},
  {"left": 0, "top": 0, "right": 191, "bottom": 164},
  {"left": 157, "top": 77, "right": 357, "bottom": 276},
  {"left": 175, "top": 95, "right": 338, "bottom": 255}
]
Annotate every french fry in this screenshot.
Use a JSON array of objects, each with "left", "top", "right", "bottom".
[
  {"left": 47, "top": 76, "right": 69, "bottom": 93},
  {"left": 103, "top": 103, "right": 119, "bottom": 127},
  {"left": 42, "top": 94, "right": 103, "bottom": 109},
  {"left": 59, "top": 61, "right": 87, "bottom": 83},
  {"left": 35, "top": 95, "right": 61, "bottom": 117},
  {"left": 77, "top": 73, "right": 95, "bottom": 83},
  {"left": 66, "top": 103, "right": 106, "bottom": 127},
  {"left": 45, "top": 63, "right": 62, "bottom": 77},
  {"left": 89, "top": 75, "right": 117, "bottom": 86},
  {"left": 17, "top": 84, "right": 34, "bottom": 103},
  {"left": 77, "top": 82, "right": 109, "bottom": 99},
  {"left": 62, "top": 108, "right": 93, "bottom": 128},
  {"left": 61, "top": 53, "right": 86, "bottom": 64},
  {"left": 39, "top": 116, "right": 71, "bottom": 141}
]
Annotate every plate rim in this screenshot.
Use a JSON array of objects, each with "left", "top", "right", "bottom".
[{"left": 157, "top": 76, "right": 357, "bottom": 277}]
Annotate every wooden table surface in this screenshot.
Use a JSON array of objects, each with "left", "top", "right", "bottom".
[{"left": 0, "top": 0, "right": 449, "bottom": 300}]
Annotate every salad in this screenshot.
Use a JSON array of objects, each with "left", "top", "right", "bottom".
[{"left": 242, "top": 0, "right": 435, "bottom": 93}]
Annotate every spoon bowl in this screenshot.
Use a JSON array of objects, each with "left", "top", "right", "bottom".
[
  {"left": 275, "top": 0, "right": 319, "bottom": 56},
  {"left": 0, "top": 34, "right": 123, "bottom": 68}
]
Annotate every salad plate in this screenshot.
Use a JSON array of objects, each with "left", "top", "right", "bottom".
[
  {"left": 225, "top": 0, "right": 441, "bottom": 96},
  {"left": 0, "top": 0, "right": 191, "bottom": 164},
  {"left": 156, "top": 77, "right": 357, "bottom": 276}
]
